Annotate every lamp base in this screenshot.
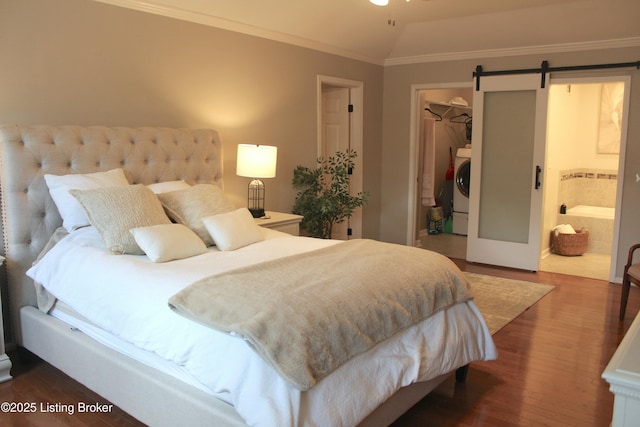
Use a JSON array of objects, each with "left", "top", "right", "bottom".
[{"left": 249, "top": 208, "right": 265, "bottom": 218}]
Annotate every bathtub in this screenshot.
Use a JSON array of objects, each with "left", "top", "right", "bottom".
[
  {"left": 560, "top": 205, "right": 614, "bottom": 254},
  {"left": 566, "top": 205, "right": 615, "bottom": 220}
]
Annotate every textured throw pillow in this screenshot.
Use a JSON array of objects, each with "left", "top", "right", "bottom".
[
  {"left": 44, "top": 168, "right": 130, "bottom": 232},
  {"left": 130, "top": 224, "right": 207, "bottom": 262},
  {"left": 146, "top": 180, "right": 191, "bottom": 194},
  {"left": 70, "top": 185, "right": 171, "bottom": 255},
  {"left": 157, "top": 184, "right": 235, "bottom": 246},
  {"left": 202, "top": 208, "right": 264, "bottom": 251}
]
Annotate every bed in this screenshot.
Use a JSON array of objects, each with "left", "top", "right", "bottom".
[{"left": 0, "top": 125, "right": 497, "bottom": 426}]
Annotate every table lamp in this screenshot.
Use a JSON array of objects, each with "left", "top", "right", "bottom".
[{"left": 236, "top": 144, "right": 277, "bottom": 218}]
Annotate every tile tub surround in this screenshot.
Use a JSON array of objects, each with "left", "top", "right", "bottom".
[
  {"left": 557, "top": 211, "right": 613, "bottom": 254},
  {"left": 558, "top": 169, "right": 618, "bottom": 209},
  {"left": 557, "top": 169, "right": 617, "bottom": 254}
]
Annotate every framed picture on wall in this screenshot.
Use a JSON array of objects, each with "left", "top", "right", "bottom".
[{"left": 597, "top": 82, "right": 623, "bottom": 154}]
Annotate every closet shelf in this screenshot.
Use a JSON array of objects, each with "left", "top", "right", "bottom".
[
  {"left": 426, "top": 101, "right": 472, "bottom": 117},
  {"left": 427, "top": 101, "right": 472, "bottom": 109}
]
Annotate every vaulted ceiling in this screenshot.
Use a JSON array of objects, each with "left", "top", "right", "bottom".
[{"left": 98, "top": 0, "right": 640, "bottom": 65}]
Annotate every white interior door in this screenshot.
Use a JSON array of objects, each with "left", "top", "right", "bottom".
[
  {"left": 322, "top": 86, "right": 350, "bottom": 156},
  {"left": 467, "top": 74, "right": 549, "bottom": 271},
  {"left": 321, "top": 85, "right": 351, "bottom": 240},
  {"left": 318, "top": 76, "right": 364, "bottom": 240}
]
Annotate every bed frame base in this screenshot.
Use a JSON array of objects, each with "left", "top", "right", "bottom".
[
  {"left": 20, "top": 306, "right": 458, "bottom": 426},
  {"left": 20, "top": 306, "right": 246, "bottom": 427}
]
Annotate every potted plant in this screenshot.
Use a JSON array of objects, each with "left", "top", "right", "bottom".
[{"left": 292, "top": 149, "right": 369, "bottom": 239}]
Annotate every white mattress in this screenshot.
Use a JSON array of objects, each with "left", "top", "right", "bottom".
[{"left": 27, "top": 226, "right": 497, "bottom": 427}]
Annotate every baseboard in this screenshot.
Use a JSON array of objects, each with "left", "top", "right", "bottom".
[
  {"left": 0, "top": 353, "right": 12, "bottom": 383},
  {"left": 540, "top": 247, "right": 551, "bottom": 259}
]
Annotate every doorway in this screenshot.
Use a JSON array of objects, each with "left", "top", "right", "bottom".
[
  {"left": 317, "top": 75, "right": 364, "bottom": 239},
  {"left": 539, "top": 77, "right": 629, "bottom": 282},
  {"left": 409, "top": 83, "right": 473, "bottom": 248},
  {"left": 411, "top": 76, "right": 630, "bottom": 282}
]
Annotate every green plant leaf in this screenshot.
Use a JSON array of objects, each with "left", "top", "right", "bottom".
[{"left": 292, "top": 149, "right": 370, "bottom": 238}]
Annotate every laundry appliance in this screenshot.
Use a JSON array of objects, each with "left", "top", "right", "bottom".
[{"left": 452, "top": 147, "right": 471, "bottom": 235}]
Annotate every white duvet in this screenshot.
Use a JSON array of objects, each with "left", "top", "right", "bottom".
[{"left": 27, "top": 226, "right": 497, "bottom": 427}]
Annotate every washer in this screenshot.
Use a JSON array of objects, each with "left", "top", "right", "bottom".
[{"left": 452, "top": 147, "right": 471, "bottom": 235}]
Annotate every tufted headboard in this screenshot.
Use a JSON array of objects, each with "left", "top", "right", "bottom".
[{"left": 0, "top": 125, "right": 224, "bottom": 344}]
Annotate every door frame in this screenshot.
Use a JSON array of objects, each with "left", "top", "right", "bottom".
[
  {"left": 407, "top": 82, "right": 472, "bottom": 246},
  {"left": 317, "top": 75, "right": 364, "bottom": 238},
  {"left": 547, "top": 75, "right": 631, "bottom": 283}
]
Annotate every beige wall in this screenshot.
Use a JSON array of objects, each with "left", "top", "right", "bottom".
[
  {"left": 0, "top": 0, "right": 384, "bottom": 239},
  {"left": 381, "top": 48, "right": 640, "bottom": 278},
  {"left": 2, "top": 0, "right": 639, "bottom": 279}
]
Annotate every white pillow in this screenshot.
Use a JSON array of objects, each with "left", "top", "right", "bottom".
[
  {"left": 147, "top": 180, "right": 191, "bottom": 194},
  {"left": 202, "top": 208, "right": 264, "bottom": 251},
  {"left": 130, "top": 224, "right": 207, "bottom": 262},
  {"left": 45, "top": 168, "right": 129, "bottom": 232}
]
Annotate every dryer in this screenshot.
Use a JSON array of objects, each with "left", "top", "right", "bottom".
[{"left": 452, "top": 147, "right": 471, "bottom": 235}]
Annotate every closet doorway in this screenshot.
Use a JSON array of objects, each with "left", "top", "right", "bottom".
[{"left": 409, "top": 83, "right": 472, "bottom": 257}]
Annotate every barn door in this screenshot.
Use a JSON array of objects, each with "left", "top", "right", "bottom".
[{"left": 466, "top": 74, "right": 549, "bottom": 271}]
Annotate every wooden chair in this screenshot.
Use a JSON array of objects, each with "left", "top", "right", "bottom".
[{"left": 620, "top": 243, "right": 640, "bottom": 321}]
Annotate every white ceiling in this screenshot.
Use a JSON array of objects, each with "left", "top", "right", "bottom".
[{"left": 99, "top": 0, "right": 640, "bottom": 65}]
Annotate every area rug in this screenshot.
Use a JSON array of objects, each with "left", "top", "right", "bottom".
[{"left": 464, "top": 272, "right": 555, "bottom": 335}]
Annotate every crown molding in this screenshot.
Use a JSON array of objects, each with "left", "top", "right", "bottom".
[
  {"left": 92, "top": 0, "right": 384, "bottom": 65},
  {"left": 384, "top": 37, "right": 640, "bottom": 67},
  {"left": 91, "top": 1, "right": 640, "bottom": 68}
]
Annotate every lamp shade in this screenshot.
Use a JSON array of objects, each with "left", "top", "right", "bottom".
[
  {"left": 236, "top": 144, "right": 277, "bottom": 178},
  {"left": 369, "top": 0, "right": 389, "bottom": 5}
]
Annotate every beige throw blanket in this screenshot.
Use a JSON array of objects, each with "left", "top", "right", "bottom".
[{"left": 168, "top": 239, "right": 471, "bottom": 390}]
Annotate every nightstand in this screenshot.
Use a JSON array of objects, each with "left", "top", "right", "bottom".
[
  {"left": 255, "top": 211, "right": 303, "bottom": 236},
  {"left": 0, "top": 255, "right": 11, "bottom": 383}
]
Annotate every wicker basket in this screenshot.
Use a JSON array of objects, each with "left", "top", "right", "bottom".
[{"left": 550, "top": 228, "right": 589, "bottom": 256}]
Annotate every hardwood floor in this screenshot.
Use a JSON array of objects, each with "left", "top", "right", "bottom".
[
  {"left": 0, "top": 259, "right": 638, "bottom": 427},
  {"left": 393, "top": 260, "right": 640, "bottom": 427}
]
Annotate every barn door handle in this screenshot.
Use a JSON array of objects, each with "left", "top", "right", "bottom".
[{"left": 535, "top": 165, "right": 542, "bottom": 190}]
